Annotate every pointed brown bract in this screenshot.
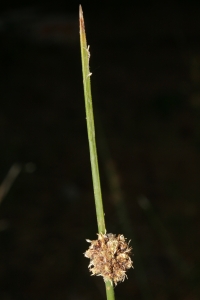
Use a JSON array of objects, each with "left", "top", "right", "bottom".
[
  {"left": 84, "top": 233, "right": 133, "bottom": 285},
  {"left": 79, "top": 5, "right": 85, "bottom": 37}
]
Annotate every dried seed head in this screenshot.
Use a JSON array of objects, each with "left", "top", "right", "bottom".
[{"left": 84, "top": 233, "right": 133, "bottom": 285}]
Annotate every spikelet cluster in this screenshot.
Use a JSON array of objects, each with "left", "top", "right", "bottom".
[{"left": 84, "top": 233, "right": 133, "bottom": 285}]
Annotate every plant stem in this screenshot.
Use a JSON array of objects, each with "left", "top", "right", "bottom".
[
  {"left": 79, "top": 5, "right": 106, "bottom": 234},
  {"left": 105, "top": 281, "right": 115, "bottom": 300},
  {"left": 79, "top": 5, "right": 115, "bottom": 300}
]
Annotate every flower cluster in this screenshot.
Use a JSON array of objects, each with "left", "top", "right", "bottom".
[{"left": 84, "top": 233, "right": 133, "bottom": 285}]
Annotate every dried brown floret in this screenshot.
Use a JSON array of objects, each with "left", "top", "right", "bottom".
[{"left": 84, "top": 233, "right": 133, "bottom": 285}]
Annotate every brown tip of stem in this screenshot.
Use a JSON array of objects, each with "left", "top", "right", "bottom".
[
  {"left": 79, "top": 5, "right": 83, "bottom": 17},
  {"left": 79, "top": 4, "right": 85, "bottom": 31}
]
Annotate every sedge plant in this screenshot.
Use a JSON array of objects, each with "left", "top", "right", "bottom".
[{"left": 79, "top": 5, "right": 133, "bottom": 300}]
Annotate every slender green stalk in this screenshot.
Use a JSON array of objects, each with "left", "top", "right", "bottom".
[
  {"left": 79, "top": 4, "right": 105, "bottom": 234},
  {"left": 105, "top": 281, "right": 115, "bottom": 300},
  {"left": 79, "top": 5, "right": 115, "bottom": 299}
]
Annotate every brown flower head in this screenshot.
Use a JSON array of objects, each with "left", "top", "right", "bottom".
[{"left": 84, "top": 233, "right": 133, "bottom": 285}]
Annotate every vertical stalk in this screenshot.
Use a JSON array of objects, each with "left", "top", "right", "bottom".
[
  {"left": 79, "top": 5, "right": 115, "bottom": 299},
  {"left": 105, "top": 281, "right": 115, "bottom": 300},
  {"left": 79, "top": 5, "right": 105, "bottom": 234}
]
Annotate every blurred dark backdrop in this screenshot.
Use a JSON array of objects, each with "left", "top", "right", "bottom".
[{"left": 0, "top": 1, "right": 200, "bottom": 300}]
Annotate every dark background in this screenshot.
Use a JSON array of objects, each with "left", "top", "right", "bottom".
[{"left": 0, "top": 1, "right": 200, "bottom": 299}]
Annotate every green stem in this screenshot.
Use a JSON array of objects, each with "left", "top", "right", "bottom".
[
  {"left": 79, "top": 5, "right": 116, "bottom": 298},
  {"left": 79, "top": 5, "right": 115, "bottom": 300},
  {"left": 79, "top": 5, "right": 105, "bottom": 234},
  {"left": 105, "top": 281, "right": 115, "bottom": 300}
]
